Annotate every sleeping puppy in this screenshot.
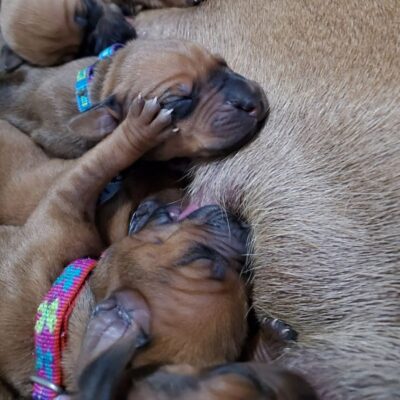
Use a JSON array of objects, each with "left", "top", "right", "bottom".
[
  {"left": 107, "top": 0, "right": 204, "bottom": 16},
  {"left": 0, "top": 97, "right": 250, "bottom": 398},
  {"left": 0, "top": 39, "right": 269, "bottom": 159},
  {"left": 0, "top": 0, "right": 135, "bottom": 70},
  {"left": 0, "top": 0, "right": 203, "bottom": 70},
  {"left": 73, "top": 356, "right": 318, "bottom": 399}
]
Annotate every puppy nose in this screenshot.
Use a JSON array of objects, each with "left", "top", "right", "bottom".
[{"left": 224, "top": 74, "right": 268, "bottom": 119}]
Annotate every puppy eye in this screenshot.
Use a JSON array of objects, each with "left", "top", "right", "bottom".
[
  {"left": 161, "top": 95, "right": 194, "bottom": 120},
  {"left": 177, "top": 245, "right": 228, "bottom": 281},
  {"left": 177, "top": 244, "right": 212, "bottom": 263}
]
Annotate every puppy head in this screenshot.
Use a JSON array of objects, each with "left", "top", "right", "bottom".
[
  {"left": 77, "top": 0, "right": 136, "bottom": 57},
  {"left": 74, "top": 360, "right": 318, "bottom": 400},
  {"left": 125, "top": 40, "right": 269, "bottom": 160},
  {"left": 87, "top": 202, "right": 249, "bottom": 373},
  {"left": 84, "top": 39, "right": 269, "bottom": 160}
]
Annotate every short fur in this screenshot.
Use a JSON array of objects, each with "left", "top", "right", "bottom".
[
  {"left": 0, "top": 0, "right": 202, "bottom": 68},
  {"left": 134, "top": 1, "right": 400, "bottom": 399},
  {"left": 0, "top": 39, "right": 267, "bottom": 159},
  {"left": 0, "top": 102, "right": 249, "bottom": 398},
  {"left": 0, "top": 0, "right": 135, "bottom": 68}
]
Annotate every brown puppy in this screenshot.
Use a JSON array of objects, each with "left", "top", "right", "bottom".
[
  {"left": 0, "top": 0, "right": 203, "bottom": 70},
  {"left": 108, "top": 0, "right": 205, "bottom": 16},
  {"left": 0, "top": 98, "right": 250, "bottom": 398},
  {"left": 0, "top": 39, "right": 268, "bottom": 159},
  {"left": 59, "top": 322, "right": 316, "bottom": 400},
  {"left": 135, "top": 1, "right": 400, "bottom": 398},
  {"left": 0, "top": 122, "right": 301, "bottom": 399},
  {"left": 74, "top": 360, "right": 318, "bottom": 400},
  {"left": 0, "top": 0, "right": 136, "bottom": 69}
]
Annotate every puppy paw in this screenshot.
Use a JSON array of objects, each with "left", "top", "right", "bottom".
[
  {"left": 261, "top": 317, "right": 298, "bottom": 341},
  {"left": 120, "top": 95, "right": 174, "bottom": 155}
]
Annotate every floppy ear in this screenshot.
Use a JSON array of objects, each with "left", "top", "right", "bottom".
[
  {"left": 68, "top": 95, "right": 123, "bottom": 140},
  {"left": 77, "top": 289, "right": 150, "bottom": 400},
  {"left": 0, "top": 45, "right": 25, "bottom": 73},
  {"left": 78, "top": 338, "right": 137, "bottom": 400}
]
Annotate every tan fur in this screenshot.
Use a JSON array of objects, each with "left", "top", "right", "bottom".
[
  {"left": 135, "top": 1, "right": 400, "bottom": 399},
  {"left": 0, "top": 100, "right": 248, "bottom": 398},
  {"left": 0, "top": 39, "right": 267, "bottom": 159},
  {"left": 1, "top": 0, "right": 84, "bottom": 66},
  {"left": 107, "top": 0, "right": 203, "bottom": 13},
  {"left": 73, "top": 362, "right": 318, "bottom": 399},
  {"left": 0, "top": 0, "right": 195, "bottom": 67}
]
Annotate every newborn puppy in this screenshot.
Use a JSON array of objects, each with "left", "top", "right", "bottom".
[
  {"left": 0, "top": 0, "right": 136, "bottom": 69},
  {"left": 108, "top": 0, "right": 204, "bottom": 16},
  {"left": 0, "top": 97, "right": 250, "bottom": 398},
  {"left": 74, "top": 360, "right": 318, "bottom": 399},
  {"left": 0, "top": 39, "right": 268, "bottom": 159},
  {"left": 0, "top": 0, "right": 203, "bottom": 70}
]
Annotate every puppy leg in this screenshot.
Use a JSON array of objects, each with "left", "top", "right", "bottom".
[
  {"left": 262, "top": 317, "right": 298, "bottom": 341},
  {"left": 244, "top": 316, "right": 298, "bottom": 362},
  {"left": 20, "top": 97, "right": 173, "bottom": 273}
]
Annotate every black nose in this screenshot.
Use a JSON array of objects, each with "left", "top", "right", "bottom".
[
  {"left": 223, "top": 73, "right": 268, "bottom": 119},
  {"left": 129, "top": 201, "right": 180, "bottom": 235}
]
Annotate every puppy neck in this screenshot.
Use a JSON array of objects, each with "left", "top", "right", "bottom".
[
  {"left": 61, "top": 283, "right": 96, "bottom": 392},
  {"left": 61, "top": 261, "right": 120, "bottom": 392},
  {"left": 89, "top": 48, "right": 127, "bottom": 105}
]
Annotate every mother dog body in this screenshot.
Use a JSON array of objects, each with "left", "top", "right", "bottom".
[{"left": 135, "top": 1, "right": 400, "bottom": 399}]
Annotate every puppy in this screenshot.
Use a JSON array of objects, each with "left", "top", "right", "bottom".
[
  {"left": 0, "top": 96, "right": 251, "bottom": 398},
  {"left": 0, "top": 0, "right": 203, "bottom": 70},
  {"left": 107, "top": 0, "right": 205, "bottom": 16},
  {"left": 0, "top": 39, "right": 268, "bottom": 159},
  {"left": 0, "top": 122, "right": 301, "bottom": 400},
  {"left": 75, "top": 359, "right": 318, "bottom": 399},
  {"left": 0, "top": 0, "right": 136, "bottom": 70}
]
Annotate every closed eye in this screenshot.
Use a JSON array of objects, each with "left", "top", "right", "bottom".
[
  {"left": 161, "top": 95, "right": 194, "bottom": 120},
  {"left": 176, "top": 244, "right": 218, "bottom": 266},
  {"left": 176, "top": 244, "right": 228, "bottom": 280}
]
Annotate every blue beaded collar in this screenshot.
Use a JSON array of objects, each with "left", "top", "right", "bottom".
[{"left": 75, "top": 44, "right": 124, "bottom": 113}]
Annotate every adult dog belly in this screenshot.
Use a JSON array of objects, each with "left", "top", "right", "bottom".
[{"left": 135, "top": 2, "right": 400, "bottom": 399}]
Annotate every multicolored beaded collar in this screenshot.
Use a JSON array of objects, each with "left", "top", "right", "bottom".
[
  {"left": 75, "top": 44, "right": 124, "bottom": 113},
  {"left": 31, "top": 258, "right": 97, "bottom": 399},
  {"left": 75, "top": 44, "right": 125, "bottom": 205}
]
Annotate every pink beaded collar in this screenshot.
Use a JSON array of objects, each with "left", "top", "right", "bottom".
[{"left": 31, "top": 258, "right": 97, "bottom": 399}]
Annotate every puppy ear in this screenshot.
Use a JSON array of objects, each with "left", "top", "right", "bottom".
[
  {"left": 78, "top": 338, "right": 136, "bottom": 400},
  {"left": 77, "top": 289, "right": 150, "bottom": 400},
  {"left": 68, "top": 96, "right": 122, "bottom": 140},
  {"left": 78, "top": 0, "right": 136, "bottom": 57},
  {"left": 90, "top": 6, "right": 136, "bottom": 55},
  {"left": 0, "top": 45, "right": 25, "bottom": 73}
]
